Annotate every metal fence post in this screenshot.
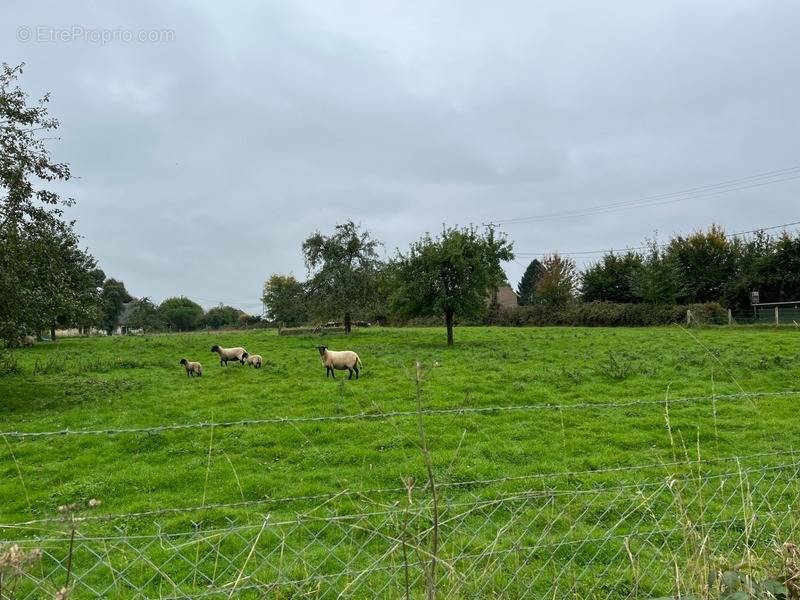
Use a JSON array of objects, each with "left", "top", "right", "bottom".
[
  {"left": 775, "top": 306, "right": 780, "bottom": 326},
  {"left": 728, "top": 308, "right": 732, "bottom": 325},
  {"left": 686, "top": 309, "right": 692, "bottom": 325}
]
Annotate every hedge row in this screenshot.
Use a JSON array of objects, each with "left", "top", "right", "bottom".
[{"left": 485, "top": 302, "right": 728, "bottom": 327}]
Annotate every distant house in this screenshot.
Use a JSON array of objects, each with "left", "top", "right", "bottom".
[
  {"left": 487, "top": 284, "right": 518, "bottom": 309},
  {"left": 114, "top": 302, "right": 138, "bottom": 335}
]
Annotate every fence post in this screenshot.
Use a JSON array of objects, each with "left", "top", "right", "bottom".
[
  {"left": 775, "top": 306, "right": 780, "bottom": 326},
  {"left": 686, "top": 309, "right": 692, "bottom": 325},
  {"left": 728, "top": 308, "right": 732, "bottom": 326}
]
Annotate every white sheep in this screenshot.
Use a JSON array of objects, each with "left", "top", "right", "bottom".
[
  {"left": 242, "top": 352, "right": 263, "bottom": 368},
  {"left": 210, "top": 345, "right": 247, "bottom": 366},
  {"left": 20, "top": 335, "right": 35, "bottom": 348},
  {"left": 179, "top": 358, "right": 203, "bottom": 377},
  {"left": 316, "top": 345, "right": 362, "bottom": 379}
]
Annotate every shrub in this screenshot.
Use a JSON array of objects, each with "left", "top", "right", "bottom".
[{"left": 485, "top": 302, "right": 726, "bottom": 327}]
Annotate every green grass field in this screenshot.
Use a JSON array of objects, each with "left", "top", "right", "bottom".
[{"left": 1, "top": 326, "right": 799, "bottom": 598}]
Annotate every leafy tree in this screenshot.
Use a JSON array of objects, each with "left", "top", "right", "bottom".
[
  {"left": 100, "top": 278, "right": 132, "bottom": 334},
  {"left": 159, "top": 297, "right": 204, "bottom": 331},
  {"left": 631, "top": 240, "right": 679, "bottom": 304},
  {"left": 392, "top": 225, "right": 514, "bottom": 345},
  {"left": 536, "top": 254, "right": 577, "bottom": 306},
  {"left": 262, "top": 274, "right": 309, "bottom": 326},
  {"left": 203, "top": 304, "right": 245, "bottom": 329},
  {"left": 665, "top": 224, "right": 738, "bottom": 304},
  {"left": 755, "top": 232, "right": 800, "bottom": 302},
  {"left": 516, "top": 259, "right": 545, "bottom": 305},
  {"left": 302, "top": 221, "right": 382, "bottom": 333},
  {"left": 0, "top": 63, "right": 99, "bottom": 343},
  {"left": 126, "top": 297, "right": 163, "bottom": 333},
  {"left": 581, "top": 252, "right": 644, "bottom": 303}
]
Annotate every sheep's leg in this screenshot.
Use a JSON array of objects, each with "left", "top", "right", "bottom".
[
  {"left": 348, "top": 367, "right": 353, "bottom": 380},
  {"left": 354, "top": 367, "right": 359, "bottom": 379}
]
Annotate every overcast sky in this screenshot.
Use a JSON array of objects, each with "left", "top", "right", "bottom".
[{"left": 4, "top": 1, "right": 800, "bottom": 311}]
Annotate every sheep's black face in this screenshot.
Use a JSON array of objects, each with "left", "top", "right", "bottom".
[
  {"left": 210, "top": 345, "right": 219, "bottom": 352},
  {"left": 180, "top": 359, "right": 187, "bottom": 365},
  {"left": 316, "top": 346, "right": 328, "bottom": 356}
]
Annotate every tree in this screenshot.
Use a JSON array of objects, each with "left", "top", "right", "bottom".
[
  {"left": 665, "top": 225, "right": 738, "bottom": 304},
  {"left": 0, "top": 63, "right": 98, "bottom": 344},
  {"left": 754, "top": 232, "right": 800, "bottom": 303},
  {"left": 392, "top": 225, "right": 514, "bottom": 345},
  {"left": 536, "top": 254, "right": 577, "bottom": 306},
  {"left": 262, "top": 274, "right": 309, "bottom": 326},
  {"left": 203, "top": 304, "right": 245, "bottom": 329},
  {"left": 100, "top": 278, "right": 132, "bottom": 335},
  {"left": 581, "top": 252, "right": 644, "bottom": 303},
  {"left": 159, "top": 297, "right": 204, "bottom": 331},
  {"left": 516, "top": 259, "right": 545, "bottom": 305},
  {"left": 126, "top": 297, "right": 163, "bottom": 333},
  {"left": 302, "top": 221, "right": 382, "bottom": 334},
  {"left": 631, "top": 240, "right": 679, "bottom": 304}
]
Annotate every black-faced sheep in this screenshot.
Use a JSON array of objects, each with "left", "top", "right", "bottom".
[
  {"left": 242, "top": 352, "right": 263, "bottom": 368},
  {"left": 317, "top": 346, "right": 362, "bottom": 379},
  {"left": 210, "top": 345, "right": 247, "bottom": 366},
  {"left": 179, "top": 358, "right": 203, "bottom": 377}
]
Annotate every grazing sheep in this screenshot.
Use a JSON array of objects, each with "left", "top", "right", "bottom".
[
  {"left": 317, "top": 345, "right": 362, "bottom": 379},
  {"left": 210, "top": 345, "right": 247, "bottom": 366},
  {"left": 242, "top": 352, "right": 263, "bottom": 368},
  {"left": 20, "top": 335, "right": 35, "bottom": 348},
  {"left": 179, "top": 358, "right": 203, "bottom": 377}
]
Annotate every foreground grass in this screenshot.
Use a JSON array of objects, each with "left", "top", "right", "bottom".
[{"left": 1, "top": 326, "right": 799, "bottom": 598}]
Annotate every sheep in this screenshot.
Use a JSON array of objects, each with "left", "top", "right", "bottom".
[
  {"left": 179, "top": 358, "right": 203, "bottom": 377},
  {"left": 210, "top": 344, "right": 247, "bottom": 366},
  {"left": 316, "top": 345, "right": 362, "bottom": 379},
  {"left": 20, "top": 335, "right": 35, "bottom": 348},
  {"left": 242, "top": 352, "right": 263, "bottom": 368}
]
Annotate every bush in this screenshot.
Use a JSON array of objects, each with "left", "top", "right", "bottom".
[{"left": 485, "top": 302, "right": 726, "bottom": 327}]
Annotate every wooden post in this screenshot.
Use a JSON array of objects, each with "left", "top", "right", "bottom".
[
  {"left": 728, "top": 308, "right": 732, "bottom": 325},
  {"left": 686, "top": 309, "right": 692, "bottom": 325},
  {"left": 775, "top": 306, "right": 780, "bottom": 326}
]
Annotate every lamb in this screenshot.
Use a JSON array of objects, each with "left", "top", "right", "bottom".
[
  {"left": 179, "top": 358, "right": 203, "bottom": 377},
  {"left": 20, "top": 335, "right": 35, "bottom": 348},
  {"left": 316, "top": 346, "right": 362, "bottom": 379},
  {"left": 242, "top": 352, "right": 263, "bottom": 368},
  {"left": 210, "top": 344, "right": 247, "bottom": 366}
]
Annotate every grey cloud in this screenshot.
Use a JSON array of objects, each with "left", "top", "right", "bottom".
[{"left": 3, "top": 0, "right": 800, "bottom": 306}]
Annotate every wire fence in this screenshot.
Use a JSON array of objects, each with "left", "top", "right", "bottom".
[
  {"left": 2, "top": 457, "right": 799, "bottom": 598},
  {"left": 2, "top": 390, "right": 799, "bottom": 598}
]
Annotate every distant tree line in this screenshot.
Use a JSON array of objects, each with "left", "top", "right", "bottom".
[{"left": 578, "top": 225, "right": 800, "bottom": 308}]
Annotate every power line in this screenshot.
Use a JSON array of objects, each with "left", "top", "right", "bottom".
[
  {"left": 496, "top": 165, "right": 800, "bottom": 225},
  {"left": 514, "top": 219, "right": 800, "bottom": 258}
]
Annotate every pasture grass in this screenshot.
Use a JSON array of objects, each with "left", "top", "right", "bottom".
[{"left": 1, "top": 325, "right": 799, "bottom": 597}]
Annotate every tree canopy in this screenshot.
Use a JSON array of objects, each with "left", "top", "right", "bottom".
[
  {"left": 302, "top": 221, "right": 382, "bottom": 333},
  {"left": 392, "top": 225, "right": 513, "bottom": 345},
  {"left": 0, "top": 63, "right": 100, "bottom": 343},
  {"left": 262, "top": 274, "right": 309, "bottom": 326},
  {"left": 159, "top": 297, "right": 204, "bottom": 331},
  {"left": 516, "top": 259, "right": 545, "bottom": 305}
]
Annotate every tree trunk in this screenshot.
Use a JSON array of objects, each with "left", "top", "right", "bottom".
[
  {"left": 50, "top": 323, "right": 56, "bottom": 341},
  {"left": 344, "top": 311, "right": 352, "bottom": 334},
  {"left": 445, "top": 307, "right": 454, "bottom": 346}
]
